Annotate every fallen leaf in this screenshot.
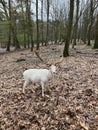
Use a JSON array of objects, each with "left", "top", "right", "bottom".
[{"left": 80, "top": 121, "right": 89, "bottom": 130}]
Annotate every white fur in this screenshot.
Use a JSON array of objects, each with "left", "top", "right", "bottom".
[{"left": 23, "top": 65, "right": 56, "bottom": 96}]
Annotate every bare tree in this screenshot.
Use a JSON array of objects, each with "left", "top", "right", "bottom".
[
  {"left": 87, "top": 0, "right": 94, "bottom": 46},
  {"left": 6, "top": 0, "right": 11, "bottom": 51},
  {"left": 81, "top": 6, "right": 89, "bottom": 44},
  {"left": 19, "top": 0, "right": 26, "bottom": 48},
  {"left": 36, "top": 0, "right": 39, "bottom": 50},
  {"left": 26, "top": 0, "right": 30, "bottom": 48},
  {"left": 1, "top": 0, "right": 20, "bottom": 50},
  {"left": 63, "top": 0, "right": 74, "bottom": 57},
  {"left": 45, "top": 0, "right": 50, "bottom": 46},
  {"left": 72, "top": 0, "right": 80, "bottom": 48},
  {"left": 41, "top": 0, "right": 44, "bottom": 45},
  {"left": 93, "top": 14, "right": 98, "bottom": 49}
]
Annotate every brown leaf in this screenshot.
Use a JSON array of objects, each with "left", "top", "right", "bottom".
[
  {"left": 80, "top": 121, "right": 89, "bottom": 130},
  {"left": 0, "top": 111, "right": 3, "bottom": 117},
  {"left": 41, "top": 127, "right": 46, "bottom": 130}
]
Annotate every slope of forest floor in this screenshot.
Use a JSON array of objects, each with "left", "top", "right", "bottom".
[{"left": 0, "top": 44, "right": 98, "bottom": 130}]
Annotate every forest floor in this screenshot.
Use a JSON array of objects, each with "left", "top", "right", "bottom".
[{"left": 0, "top": 44, "right": 98, "bottom": 130}]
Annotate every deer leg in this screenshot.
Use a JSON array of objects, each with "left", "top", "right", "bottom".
[
  {"left": 23, "top": 80, "right": 29, "bottom": 93},
  {"left": 40, "top": 81, "right": 45, "bottom": 97}
]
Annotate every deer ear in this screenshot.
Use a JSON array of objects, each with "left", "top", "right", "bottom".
[{"left": 50, "top": 65, "right": 57, "bottom": 72}]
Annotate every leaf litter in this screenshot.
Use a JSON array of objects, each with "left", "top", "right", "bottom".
[{"left": 0, "top": 45, "right": 98, "bottom": 130}]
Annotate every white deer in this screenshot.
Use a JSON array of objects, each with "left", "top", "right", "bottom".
[
  {"left": 23, "top": 65, "right": 56, "bottom": 97},
  {"left": 23, "top": 50, "right": 63, "bottom": 97}
]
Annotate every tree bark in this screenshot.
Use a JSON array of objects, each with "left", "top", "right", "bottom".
[
  {"left": 41, "top": 0, "right": 44, "bottom": 45},
  {"left": 26, "top": 0, "right": 30, "bottom": 48},
  {"left": 45, "top": 0, "right": 50, "bottom": 46},
  {"left": 87, "top": 0, "right": 94, "bottom": 46},
  {"left": 12, "top": 10, "right": 20, "bottom": 50},
  {"left": 63, "top": 0, "right": 74, "bottom": 57},
  {"left": 93, "top": 14, "right": 98, "bottom": 49},
  {"left": 20, "top": 0, "right": 26, "bottom": 48},
  {"left": 36, "top": 0, "right": 39, "bottom": 50},
  {"left": 6, "top": 0, "right": 11, "bottom": 51},
  {"left": 72, "top": 0, "right": 80, "bottom": 48}
]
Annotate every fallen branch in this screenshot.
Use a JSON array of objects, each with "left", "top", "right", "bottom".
[{"left": 16, "top": 58, "right": 26, "bottom": 62}]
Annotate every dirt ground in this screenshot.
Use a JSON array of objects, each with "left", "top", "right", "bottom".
[{"left": 0, "top": 44, "right": 98, "bottom": 130}]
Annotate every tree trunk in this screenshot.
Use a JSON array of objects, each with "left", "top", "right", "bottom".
[
  {"left": 21, "top": 0, "right": 26, "bottom": 48},
  {"left": 45, "top": 0, "right": 50, "bottom": 46},
  {"left": 12, "top": 12, "right": 20, "bottom": 50},
  {"left": 93, "top": 14, "right": 98, "bottom": 49},
  {"left": 14, "top": 34, "right": 20, "bottom": 49},
  {"left": 36, "top": 0, "right": 39, "bottom": 50},
  {"left": 81, "top": 7, "right": 89, "bottom": 44},
  {"left": 23, "top": 25, "right": 26, "bottom": 48},
  {"left": 63, "top": 0, "right": 74, "bottom": 57},
  {"left": 87, "top": 24, "right": 92, "bottom": 46},
  {"left": 7, "top": 33, "right": 11, "bottom": 51},
  {"left": 41, "top": 0, "right": 44, "bottom": 46},
  {"left": 72, "top": 0, "right": 79, "bottom": 48},
  {"left": 26, "top": 0, "right": 30, "bottom": 47},
  {"left": 27, "top": 35, "right": 30, "bottom": 48},
  {"left": 25, "top": 0, "right": 34, "bottom": 50},
  {"left": 28, "top": 1, "right": 34, "bottom": 51},
  {"left": 6, "top": 0, "right": 11, "bottom": 51},
  {"left": 87, "top": 0, "right": 94, "bottom": 46}
]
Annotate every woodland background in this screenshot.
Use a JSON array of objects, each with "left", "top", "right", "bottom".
[
  {"left": 0, "top": 0, "right": 98, "bottom": 54},
  {"left": 0, "top": 0, "right": 98, "bottom": 130}
]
